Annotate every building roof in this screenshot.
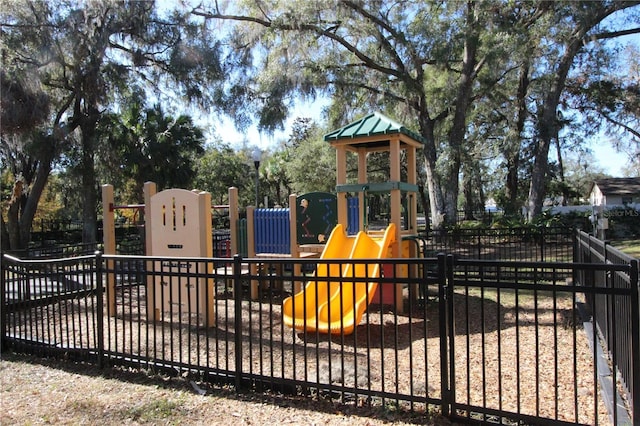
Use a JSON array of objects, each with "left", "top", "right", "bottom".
[
  {"left": 591, "top": 177, "right": 640, "bottom": 196},
  {"left": 324, "top": 112, "right": 426, "bottom": 145}
]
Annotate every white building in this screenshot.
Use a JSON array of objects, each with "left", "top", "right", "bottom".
[{"left": 589, "top": 177, "right": 640, "bottom": 207}]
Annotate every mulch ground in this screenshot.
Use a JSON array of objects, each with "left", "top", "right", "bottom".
[{"left": 4, "top": 277, "right": 614, "bottom": 425}]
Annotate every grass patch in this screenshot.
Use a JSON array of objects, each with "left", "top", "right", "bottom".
[
  {"left": 121, "top": 398, "right": 185, "bottom": 423},
  {"left": 610, "top": 239, "right": 640, "bottom": 259}
]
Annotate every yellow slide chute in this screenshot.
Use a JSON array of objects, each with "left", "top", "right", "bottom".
[{"left": 282, "top": 223, "right": 396, "bottom": 335}]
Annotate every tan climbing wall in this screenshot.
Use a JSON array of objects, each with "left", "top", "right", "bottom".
[{"left": 148, "top": 188, "right": 214, "bottom": 326}]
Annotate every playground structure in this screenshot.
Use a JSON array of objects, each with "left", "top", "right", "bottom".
[
  {"left": 101, "top": 183, "right": 333, "bottom": 324},
  {"left": 7, "top": 114, "right": 636, "bottom": 424},
  {"left": 102, "top": 112, "right": 426, "bottom": 334},
  {"left": 282, "top": 112, "right": 425, "bottom": 334},
  {"left": 242, "top": 191, "right": 338, "bottom": 299}
]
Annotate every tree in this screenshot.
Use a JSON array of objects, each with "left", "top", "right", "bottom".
[
  {"left": 526, "top": 2, "right": 640, "bottom": 220},
  {"left": 276, "top": 118, "right": 335, "bottom": 194},
  {"left": 0, "top": 68, "right": 59, "bottom": 251},
  {"left": 2, "top": 0, "right": 226, "bottom": 245},
  {"left": 192, "top": 1, "right": 523, "bottom": 228},
  {"left": 262, "top": 150, "right": 292, "bottom": 206},
  {"left": 100, "top": 103, "right": 205, "bottom": 197},
  {"left": 192, "top": 143, "right": 255, "bottom": 206},
  {"left": 565, "top": 44, "right": 640, "bottom": 175}
]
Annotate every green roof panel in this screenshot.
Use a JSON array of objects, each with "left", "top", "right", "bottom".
[{"left": 324, "top": 112, "right": 425, "bottom": 144}]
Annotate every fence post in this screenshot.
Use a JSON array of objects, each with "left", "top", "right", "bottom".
[
  {"left": 95, "top": 251, "right": 105, "bottom": 368},
  {"left": 233, "top": 254, "right": 244, "bottom": 391},
  {"left": 438, "top": 253, "right": 450, "bottom": 416},
  {"left": 630, "top": 259, "right": 639, "bottom": 424},
  {"left": 0, "top": 254, "right": 6, "bottom": 354}
]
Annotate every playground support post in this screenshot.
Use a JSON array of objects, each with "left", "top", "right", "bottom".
[
  {"left": 101, "top": 184, "right": 117, "bottom": 316},
  {"left": 143, "top": 181, "right": 158, "bottom": 321},
  {"left": 288, "top": 193, "right": 306, "bottom": 295},
  {"left": 253, "top": 147, "right": 261, "bottom": 207},
  {"left": 247, "top": 206, "right": 258, "bottom": 300},
  {"left": 228, "top": 187, "right": 239, "bottom": 255},
  {"left": 358, "top": 149, "right": 367, "bottom": 232},
  {"left": 102, "top": 182, "right": 157, "bottom": 318}
]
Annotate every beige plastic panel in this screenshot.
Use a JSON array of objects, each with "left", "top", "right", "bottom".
[
  {"left": 150, "top": 189, "right": 208, "bottom": 256},
  {"left": 149, "top": 189, "right": 213, "bottom": 325}
]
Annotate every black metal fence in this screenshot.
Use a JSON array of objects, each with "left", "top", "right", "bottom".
[
  {"left": 5, "top": 242, "right": 100, "bottom": 260},
  {"left": 575, "top": 230, "right": 640, "bottom": 424},
  {"left": 23, "top": 224, "right": 232, "bottom": 258},
  {"left": 2, "top": 248, "right": 637, "bottom": 425},
  {"left": 27, "top": 222, "right": 572, "bottom": 261},
  {"left": 420, "top": 226, "right": 573, "bottom": 262}
]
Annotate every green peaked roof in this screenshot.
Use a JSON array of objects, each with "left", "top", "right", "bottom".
[{"left": 324, "top": 112, "right": 425, "bottom": 144}]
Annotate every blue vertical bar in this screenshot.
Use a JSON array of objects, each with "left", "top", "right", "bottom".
[
  {"left": 347, "top": 197, "right": 359, "bottom": 235},
  {"left": 253, "top": 208, "right": 291, "bottom": 254}
]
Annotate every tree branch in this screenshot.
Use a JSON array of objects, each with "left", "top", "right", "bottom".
[
  {"left": 600, "top": 111, "right": 640, "bottom": 140},
  {"left": 326, "top": 79, "right": 408, "bottom": 105},
  {"left": 192, "top": 7, "right": 404, "bottom": 79},
  {"left": 588, "top": 27, "right": 640, "bottom": 42}
]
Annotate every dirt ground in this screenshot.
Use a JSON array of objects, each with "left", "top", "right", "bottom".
[{"left": 0, "top": 352, "right": 453, "bottom": 425}]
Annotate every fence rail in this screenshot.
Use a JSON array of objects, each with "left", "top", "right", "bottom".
[
  {"left": 575, "top": 230, "right": 640, "bottom": 424},
  {"left": 1, "top": 247, "right": 638, "bottom": 425},
  {"left": 25, "top": 223, "right": 574, "bottom": 259},
  {"left": 421, "top": 226, "right": 574, "bottom": 262}
]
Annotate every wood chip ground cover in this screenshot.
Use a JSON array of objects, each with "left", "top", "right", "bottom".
[{"left": 3, "top": 270, "right": 616, "bottom": 424}]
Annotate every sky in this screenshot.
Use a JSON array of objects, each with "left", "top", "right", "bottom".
[
  {"left": 212, "top": 101, "right": 634, "bottom": 178},
  {"left": 206, "top": 97, "right": 330, "bottom": 152},
  {"left": 588, "top": 142, "right": 629, "bottom": 177}
]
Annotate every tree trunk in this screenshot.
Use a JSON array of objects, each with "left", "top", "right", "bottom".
[
  {"left": 423, "top": 153, "right": 445, "bottom": 229},
  {"left": 527, "top": 2, "right": 626, "bottom": 220},
  {"left": 504, "top": 156, "right": 520, "bottom": 215},
  {"left": 554, "top": 135, "right": 569, "bottom": 206},
  {"left": 7, "top": 179, "right": 24, "bottom": 250},
  {"left": 19, "top": 146, "right": 54, "bottom": 248},
  {"left": 0, "top": 215, "right": 9, "bottom": 251},
  {"left": 417, "top": 112, "right": 446, "bottom": 230},
  {"left": 528, "top": 54, "right": 577, "bottom": 220},
  {"left": 442, "top": 2, "right": 480, "bottom": 225},
  {"left": 82, "top": 139, "right": 98, "bottom": 244},
  {"left": 504, "top": 60, "right": 530, "bottom": 216},
  {"left": 81, "top": 122, "right": 98, "bottom": 244},
  {"left": 417, "top": 184, "right": 431, "bottom": 234},
  {"left": 527, "top": 130, "right": 550, "bottom": 220},
  {"left": 462, "top": 167, "right": 475, "bottom": 221},
  {"left": 5, "top": 172, "right": 50, "bottom": 251}
]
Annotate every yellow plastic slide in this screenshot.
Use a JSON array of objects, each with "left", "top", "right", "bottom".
[
  {"left": 282, "top": 223, "right": 396, "bottom": 335},
  {"left": 282, "top": 224, "right": 355, "bottom": 331}
]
